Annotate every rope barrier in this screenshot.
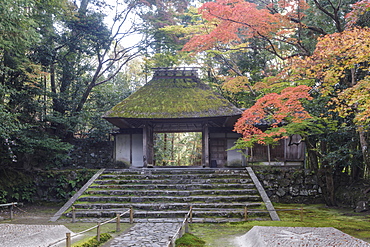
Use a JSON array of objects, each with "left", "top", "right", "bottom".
[
  {"left": 13, "top": 203, "right": 28, "bottom": 214},
  {"left": 0, "top": 202, "right": 18, "bottom": 207},
  {"left": 166, "top": 206, "right": 192, "bottom": 247},
  {"left": 47, "top": 208, "right": 131, "bottom": 247}
]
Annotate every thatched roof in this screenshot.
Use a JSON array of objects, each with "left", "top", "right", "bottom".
[{"left": 103, "top": 68, "right": 242, "bottom": 125}]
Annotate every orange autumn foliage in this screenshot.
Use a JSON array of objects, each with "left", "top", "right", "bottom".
[
  {"left": 234, "top": 85, "right": 312, "bottom": 145},
  {"left": 284, "top": 27, "right": 370, "bottom": 127},
  {"left": 183, "top": 0, "right": 309, "bottom": 55},
  {"left": 345, "top": 0, "right": 370, "bottom": 28}
]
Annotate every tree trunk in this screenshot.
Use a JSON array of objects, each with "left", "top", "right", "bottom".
[
  {"left": 320, "top": 141, "right": 336, "bottom": 206},
  {"left": 306, "top": 137, "right": 319, "bottom": 170},
  {"left": 307, "top": 137, "right": 336, "bottom": 206},
  {"left": 358, "top": 130, "right": 369, "bottom": 178},
  {"left": 163, "top": 133, "right": 167, "bottom": 166}
]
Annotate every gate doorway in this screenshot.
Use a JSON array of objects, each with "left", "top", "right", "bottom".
[{"left": 153, "top": 132, "right": 202, "bottom": 166}]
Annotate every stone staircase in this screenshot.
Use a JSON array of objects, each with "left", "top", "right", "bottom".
[{"left": 63, "top": 168, "right": 273, "bottom": 223}]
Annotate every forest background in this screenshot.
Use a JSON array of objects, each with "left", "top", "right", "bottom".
[{"left": 1, "top": 0, "right": 370, "bottom": 206}]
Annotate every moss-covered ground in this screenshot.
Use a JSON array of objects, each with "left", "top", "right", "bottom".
[
  {"left": 2, "top": 203, "right": 370, "bottom": 247},
  {"left": 188, "top": 204, "right": 370, "bottom": 247}
]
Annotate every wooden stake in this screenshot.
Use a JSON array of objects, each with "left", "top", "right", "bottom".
[
  {"left": 300, "top": 206, "right": 303, "bottom": 222},
  {"left": 116, "top": 213, "right": 121, "bottom": 232},
  {"left": 97, "top": 223, "right": 101, "bottom": 242},
  {"left": 66, "top": 232, "right": 71, "bottom": 247},
  {"left": 244, "top": 206, "right": 248, "bottom": 221},
  {"left": 10, "top": 204, "right": 13, "bottom": 220},
  {"left": 190, "top": 205, "right": 193, "bottom": 223},
  {"left": 130, "top": 206, "right": 134, "bottom": 224},
  {"left": 72, "top": 206, "right": 76, "bottom": 223}
]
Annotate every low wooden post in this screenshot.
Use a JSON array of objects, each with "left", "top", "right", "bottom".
[
  {"left": 10, "top": 203, "right": 14, "bottom": 220},
  {"left": 130, "top": 206, "right": 134, "bottom": 224},
  {"left": 72, "top": 206, "right": 76, "bottom": 223},
  {"left": 244, "top": 206, "right": 248, "bottom": 221},
  {"left": 116, "top": 213, "right": 121, "bottom": 232},
  {"left": 300, "top": 206, "right": 303, "bottom": 222},
  {"left": 66, "top": 232, "right": 71, "bottom": 247},
  {"left": 97, "top": 223, "right": 101, "bottom": 242},
  {"left": 189, "top": 205, "right": 193, "bottom": 223}
]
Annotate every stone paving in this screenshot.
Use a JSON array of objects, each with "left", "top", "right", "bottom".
[
  {"left": 235, "top": 226, "right": 370, "bottom": 247},
  {"left": 106, "top": 223, "right": 181, "bottom": 247}
]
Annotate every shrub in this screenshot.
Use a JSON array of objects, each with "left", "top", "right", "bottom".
[
  {"left": 74, "top": 233, "right": 112, "bottom": 247},
  {"left": 175, "top": 233, "right": 206, "bottom": 247}
]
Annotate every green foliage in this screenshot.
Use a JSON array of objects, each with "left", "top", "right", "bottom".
[
  {"left": 45, "top": 169, "right": 95, "bottom": 200},
  {"left": 0, "top": 169, "right": 95, "bottom": 203},
  {"left": 0, "top": 169, "right": 36, "bottom": 202},
  {"left": 175, "top": 233, "right": 206, "bottom": 247},
  {"left": 0, "top": 0, "right": 39, "bottom": 56},
  {"left": 154, "top": 132, "right": 202, "bottom": 166},
  {"left": 9, "top": 129, "right": 73, "bottom": 169},
  {"left": 0, "top": 190, "right": 7, "bottom": 204},
  {"left": 73, "top": 233, "right": 112, "bottom": 247}
]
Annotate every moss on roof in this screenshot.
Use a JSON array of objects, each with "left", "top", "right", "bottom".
[{"left": 103, "top": 75, "right": 242, "bottom": 119}]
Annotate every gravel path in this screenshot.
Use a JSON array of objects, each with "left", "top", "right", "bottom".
[{"left": 0, "top": 224, "right": 73, "bottom": 247}]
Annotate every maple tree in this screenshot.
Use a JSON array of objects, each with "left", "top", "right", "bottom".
[
  {"left": 233, "top": 85, "right": 313, "bottom": 147},
  {"left": 179, "top": 0, "right": 356, "bottom": 106},
  {"left": 182, "top": 0, "right": 354, "bottom": 58},
  {"left": 345, "top": 0, "right": 370, "bottom": 27},
  {"left": 284, "top": 27, "right": 370, "bottom": 175},
  {"left": 161, "top": 0, "right": 370, "bottom": 205},
  {"left": 286, "top": 27, "right": 370, "bottom": 128}
]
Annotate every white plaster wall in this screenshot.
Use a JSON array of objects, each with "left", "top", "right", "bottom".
[
  {"left": 132, "top": 134, "right": 143, "bottom": 168},
  {"left": 115, "top": 134, "right": 131, "bottom": 164}
]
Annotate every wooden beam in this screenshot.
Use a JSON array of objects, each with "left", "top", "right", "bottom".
[
  {"left": 143, "top": 122, "right": 154, "bottom": 167},
  {"left": 143, "top": 123, "right": 148, "bottom": 167},
  {"left": 202, "top": 122, "right": 210, "bottom": 167}
]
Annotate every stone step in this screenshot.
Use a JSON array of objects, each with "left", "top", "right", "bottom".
[
  {"left": 99, "top": 173, "right": 250, "bottom": 180},
  {"left": 85, "top": 189, "right": 258, "bottom": 196},
  {"left": 66, "top": 209, "right": 269, "bottom": 219},
  {"left": 77, "top": 195, "right": 261, "bottom": 203},
  {"left": 59, "top": 168, "right": 272, "bottom": 222},
  {"left": 73, "top": 202, "right": 263, "bottom": 210},
  {"left": 89, "top": 183, "right": 255, "bottom": 190},
  {"left": 61, "top": 217, "right": 269, "bottom": 223},
  {"left": 94, "top": 178, "right": 253, "bottom": 185},
  {"left": 104, "top": 168, "right": 246, "bottom": 175}
]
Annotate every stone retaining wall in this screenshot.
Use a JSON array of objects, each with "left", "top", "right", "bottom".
[
  {"left": 252, "top": 166, "right": 324, "bottom": 204},
  {"left": 67, "top": 140, "right": 114, "bottom": 169}
]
